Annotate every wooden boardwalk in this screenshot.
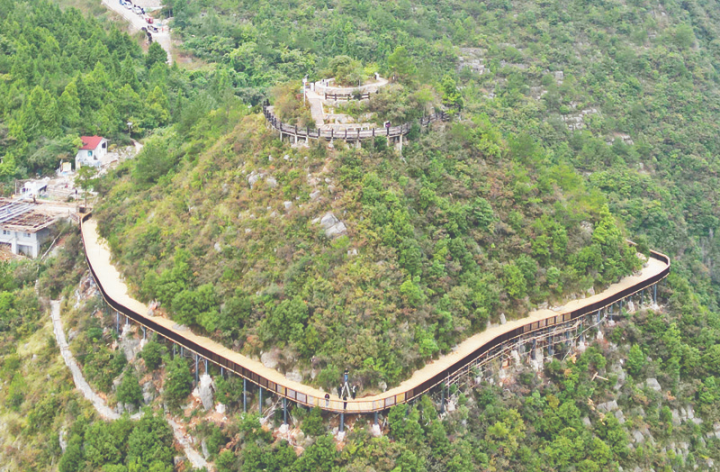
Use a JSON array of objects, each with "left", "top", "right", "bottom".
[{"left": 81, "top": 213, "right": 669, "bottom": 413}]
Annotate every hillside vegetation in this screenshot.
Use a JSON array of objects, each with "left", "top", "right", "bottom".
[
  {"left": 96, "top": 104, "right": 640, "bottom": 390},
  {"left": 92, "top": 0, "right": 720, "bottom": 394}
]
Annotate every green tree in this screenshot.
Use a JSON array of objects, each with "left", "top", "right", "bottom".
[
  {"left": 387, "top": 46, "right": 416, "bottom": 82},
  {"left": 292, "top": 434, "right": 338, "bottom": 472},
  {"left": 146, "top": 42, "right": 168, "bottom": 69},
  {"left": 627, "top": 344, "right": 645, "bottom": 377},
  {"left": 117, "top": 369, "right": 143, "bottom": 407},
  {"left": 301, "top": 407, "right": 325, "bottom": 437},
  {"left": 503, "top": 263, "right": 527, "bottom": 299},
  {"left": 261, "top": 296, "right": 308, "bottom": 344},
  {"left": 675, "top": 24, "right": 695, "bottom": 49},
  {"left": 140, "top": 341, "right": 164, "bottom": 371},
  {"left": 163, "top": 356, "right": 193, "bottom": 408}
]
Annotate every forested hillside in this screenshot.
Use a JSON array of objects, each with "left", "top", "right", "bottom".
[
  {"left": 92, "top": 0, "right": 720, "bottom": 394},
  {"left": 0, "top": 0, "right": 211, "bottom": 188},
  {"left": 160, "top": 0, "right": 720, "bottom": 307},
  {"left": 6, "top": 0, "right": 720, "bottom": 468}
]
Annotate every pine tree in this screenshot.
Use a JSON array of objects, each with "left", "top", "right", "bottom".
[
  {"left": 59, "top": 81, "right": 81, "bottom": 129},
  {"left": 146, "top": 42, "right": 168, "bottom": 70}
]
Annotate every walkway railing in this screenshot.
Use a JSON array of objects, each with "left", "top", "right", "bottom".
[
  {"left": 80, "top": 211, "right": 670, "bottom": 414},
  {"left": 263, "top": 102, "right": 448, "bottom": 142}
]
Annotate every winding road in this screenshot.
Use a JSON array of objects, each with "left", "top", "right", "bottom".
[{"left": 80, "top": 213, "right": 670, "bottom": 413}]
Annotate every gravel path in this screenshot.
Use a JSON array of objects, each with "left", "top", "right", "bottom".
[
  {"left": 167, "top": 417, "right": 209, "bottom": 469},
  {"left": 50, "top": 300, "right": 208, "bottom": 469},
  {"left": 51, "top": 300, "right": 120, "bottom": 420}
]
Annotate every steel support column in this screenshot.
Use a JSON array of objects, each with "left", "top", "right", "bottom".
[
  {"left": 243, "top": 378, "right": 247, "bottom": 413},
  {"left": 194, "top": 354, "right": 199, "bottom": 384},
  {"left": 116, "top": 311, "right": 119, "bottom": 334},
  {"left": 548, "top": 335, "right": 554, "bottom": 356},
  {"left": 283, "top": 398, "right": 288, "bottom": 425},
  {"left": 654, "top": 284, "right": 657, "bottom": 304},
  {"left": 259, "top": 387, "right": 263, "bottom": 415},
  {"left": 374, "top": 411, "right": 379, "bottom": 425}
]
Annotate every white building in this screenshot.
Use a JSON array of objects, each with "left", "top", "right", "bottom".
[
  {"left": 0, "top": 202, "right": 56, "bottom": 258},
  {"left": 75, "top": 136, "right": 108, "bottom": 169}
]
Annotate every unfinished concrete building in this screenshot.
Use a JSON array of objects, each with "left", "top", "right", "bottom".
[{"left": 0, "top": 201, "right": 58, "bottom": 257}]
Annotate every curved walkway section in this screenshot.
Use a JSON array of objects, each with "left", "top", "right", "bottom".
[{"left": 81, "top": 213, "right": 670, "bottom": 413}]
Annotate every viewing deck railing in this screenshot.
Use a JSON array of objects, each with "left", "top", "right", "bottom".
[{"left": 263, "top": 103, "right": 448, "bottom": 141}]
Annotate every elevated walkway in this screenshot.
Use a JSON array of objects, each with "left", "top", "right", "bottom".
[{"left": 80, "top": 212, "right": 669, "bottom": 413}]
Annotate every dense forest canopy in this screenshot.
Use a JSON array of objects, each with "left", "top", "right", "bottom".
[{"left": 0, "top": 0, "right": 222, "bottom": 187}]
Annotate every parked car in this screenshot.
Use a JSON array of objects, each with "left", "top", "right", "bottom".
[
  {"left": 124, "top": 2, "right": 133, "bottom": 9},
  {"left": 133, "top": 6, "right": 142, "bottom": 14},
  {"left": 145, "top": 16, "right": 154, "bottom": 24}
]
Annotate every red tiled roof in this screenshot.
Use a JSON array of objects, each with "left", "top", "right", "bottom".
[{"left": 80, "top": 136, "right": 104, "bottom": 150}]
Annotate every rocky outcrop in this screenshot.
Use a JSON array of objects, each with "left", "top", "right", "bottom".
[
  {"left": 261, "top": 350, "right": 279, "bottom": 369},
  {"left": 644, "top": 378, "right": 661, "bottom": 392},
  {"left": 313, "top": 212, "right": 347, "bottom": 237},
  {"left": 198, "top": 374, "right": 214, "bottom": 411}
]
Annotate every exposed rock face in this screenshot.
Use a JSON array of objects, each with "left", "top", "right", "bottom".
[
  {"left": 645, "top": 378, "right": 662, "bottom": 392},
  {"left": 672, "top": 409, "right": 682, "bottom": 426},
  {"left": 597, "top": 400, "right": 619, "bottom": 412},
  {"left": 266, "top": 176, "right": 278, "bottom": 188},
  {"left": 499, "top": 313, "right": 507, "bottom": 325},
  {"left": 248, "top": 171, "right": 262, "bottom": 188},
  {"left": 198, "top": 374, "right": 214, "bottom": 411},
  {"left": 285, "top": 369, "right": 303, "bottom": 383},
  {"left": 316, "top": 212, "right": 347, "bottom": 237},
  {"left": 59, "top": 428, "right": 67, "bottom": 452},
  {"left": 143, "top": 381, "right": 155, "bottom": 405},
  {"left": 261, "top": 351, "right": 279, "bottom": 369},
  {"left": 201, "top": 440, "right": 209, "bottom": 459}
]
